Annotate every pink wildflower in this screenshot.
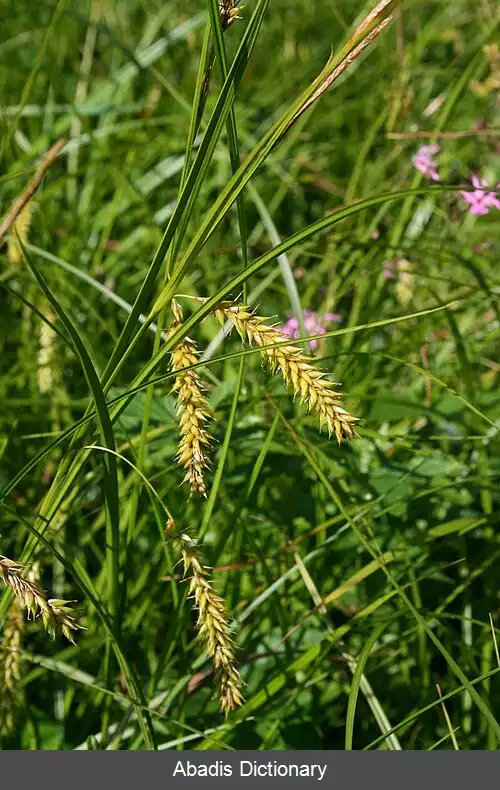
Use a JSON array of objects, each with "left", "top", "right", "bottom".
[
  {"left": 281, "top": 309, "right": 342, "bottom": 350},
  {"left": 383, "top": 260, "right": 396, "bottom": 279},
  {"left": 412, "top": 144, "right": 440, "bottom": 181},
  {"left": 460, "top": 173, "right": 500, "bottom": 216}
]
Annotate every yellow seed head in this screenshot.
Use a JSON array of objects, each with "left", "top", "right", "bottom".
[
  {"left": 169, "top": 301, "right": 213, "bottom": 498},
  {"left": 2, "top": 599, "right": 23, "bottom": 691},
  {"left": 215, "top": 302, "right": 359, "bottom": 444},
  {"left": 219, "top": 1, "right": 244, "bottom": 28},
  {"left": 180, "top": 533, "right": 244, "bottom": 715},
  {"left": 0, "top": 555, "right": 84, "bottom": 643}
]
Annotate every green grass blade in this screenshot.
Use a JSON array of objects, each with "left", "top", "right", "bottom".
[
  {"left": 345, "top": 623, "right": 390, "bottom": 749},
  {"left": 19, "top": 246, "right": 121, "bottom": 631},
  {"left": 0, "top": 502, "right": 156, "bottom": 749},
  {"left": 97, "top": 0, "right": 269, "bottom": 393}
]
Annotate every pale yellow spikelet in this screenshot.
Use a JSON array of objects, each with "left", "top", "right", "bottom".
[
  {"left": 37, "top": 308, "right": 57, "bottom": 394},
  {"left": 214, "top": 302, "right": 359, "bottom": 444},
  {"left": 2, "top": 600, "right": 23, "bottom": 691},
  {"left": 219, "top": 0, "right": 244, "bottom": 28},
  {"left": 180, "top": 531, "right": 244, "bottom": 715},
  {"left": 0, "top": 555, "right": 84, "bottom": 643},
  {"left": 7, "top": 200, "right": 34, "bottom": 265},
  {"left": 169, "top": 300, "right": 213, "bottom": 498},
  {"left": 0, "top": 599, "right": 24, "bottom": 733}
]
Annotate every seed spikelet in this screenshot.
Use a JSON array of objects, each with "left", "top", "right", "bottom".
[
  {"left": 0, "top": 555, "right": 84, "bottom": 643},
  {"left": 215, "top": 302, "right": 359, "bottom": 443},
  {"left": 0, "top": 599, "right": 23, "bottom": 733},
  {"left": 169, "top": 300, "right": 213, "bottom": 498},
  {"left": 179, "top": 529, "right": 244, "bottom": 715}
]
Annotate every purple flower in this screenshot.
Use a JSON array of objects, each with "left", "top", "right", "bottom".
[
  {"left": 460, "top": 173, "right": 500, "bottom": 216},
  {"left": 412, "top": 144, "right": 440, "bottom": 181},
  {"left": 281, "top": 309, "right": 342, "bottom": 350}
]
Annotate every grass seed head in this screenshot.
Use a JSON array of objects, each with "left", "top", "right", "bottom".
[
  {"left": 169, "top": 301, "right": 213, "bottom": 498},
  {"left": 219, "top": 1, "right": 244, "bottom": 28},
  {"left": 216, "top": 302, "right": 359, "bottom": 443},
  {"left": 180, "top": 533, "right": 244, "bottom": 715},
  {"left": 0, "top": 599, "right": 24, "bottom": 734},
  {"left": 0, "top": 555, "right": 84, "bottom": 643},
  {"left": 37, "top": 309, "right": 57, "bottom": 394},
  {"left": 1, "top": 599, "right": 23, "bottom": 691}
]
